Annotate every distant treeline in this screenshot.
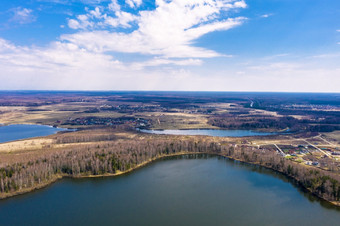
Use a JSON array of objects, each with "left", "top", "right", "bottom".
[
  {"left": 1, "top": 136, "right": 340, "bottom": 204},
  {"left": 209, "top": 116, "right": 300, "bottom": 131},
  {"left": 209, "top": 115, "right": 340, "bottom": 132}
]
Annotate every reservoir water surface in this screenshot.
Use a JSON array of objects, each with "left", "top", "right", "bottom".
[
  {"left": 139, "top": 129, "right": 276, "bottom": 137},
  {"left": 0, "top": 155, "right": 339, "bottom": 226},
  {"left": 0, "top": 124, "right": 69, "bottom": 143}
]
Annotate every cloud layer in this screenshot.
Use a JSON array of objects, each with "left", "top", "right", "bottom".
[
  {"left": 65, "top": 0, "right": 247, "bottom": 58},
  {"left": 10, "top": 7, "right": 36, "bottom": 24},
  {"left": 0, "top": 0, "right": 339, "bottom": 92},
  {"left": 1, "top": 0, "right": 247, "bottom": 72}
]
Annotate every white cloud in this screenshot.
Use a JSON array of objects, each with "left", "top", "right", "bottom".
[
  {"left": 108, "top": 0, "right": 120, "bottom": 11},
  {"left": 248, "top": 62, "right": 300, "bottom": 71},
  {"left": 131, "top": 58, "right": 203, "bottom": 70},
  {"left": 260, "top": 13, "right": 273, "bottom": 18},
  {"left": 81, "top": 0, "right": 110, "bottom": 4},
  {"left": 1, "top": 1, "right": 339, "bottom": 92},
  {"left": 68, "top": 14, "right": 95, "bottom": 29},
  {"left": 65, "top": 0, "right": 247, "bottom": 58},
  {"left": 0, "top": 38, "right": 122, "bottom": 70},
  {"left": 126, "top": 0, "right": 143, "bottom": 8},
  {"left": 63, "top": 17, "right": 244, "bottom": 58},
  {"left": 311, "top": 53, "right": 340, "bottom": 58},
  {"left": 10, "top": 7, "right": 36, "bottom": 24},
  {"left": 39, "top": 0, "right": 110, "bottom": 5},
  {"left": 68, "top": 19, "right": 81, "bottom": 29},
  {"left": 67, "top": 3, "right": 138, "bottom": 29},
  {"left": 103, "top": 11, "right": 138, "bottom": 28},
  {"left": 1, "top": 37, "right": 340, "bottom": 92},
  {"left": 1, "top": 0, "right": 248, "bottom": 77},
  {"left": 90, "top": 7, "right": 102, "bottom": 18},
  {"left": 233, "top": 0, "right": 247, "bottom": 8},
  {"left": 0, "top": 0, "right": 257, "bottom": 91}
]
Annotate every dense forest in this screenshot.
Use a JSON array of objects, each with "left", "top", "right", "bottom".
[
  {"left": 208, "top": 115, "right": 340, "bottom": 132},
  {"left": 1, "top": 135, "right": 340, "bottom": 205},
  {"left": 208, "top": 115, "right": 300, "bottom": 131}
]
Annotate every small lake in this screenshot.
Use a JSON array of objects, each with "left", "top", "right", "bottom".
[
  {"left": 139, "top": 129, "right": 275, "bottom": 137},
  {"left": 0, "top": 155, "right": 339, "bottom": 226},
  {"left": 0, "top": 124, "right": 69, "bottom": 143}
]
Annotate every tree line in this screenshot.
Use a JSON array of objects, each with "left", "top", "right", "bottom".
[{"left": 1, "top": 136, "right": 340, "bottom": 204}]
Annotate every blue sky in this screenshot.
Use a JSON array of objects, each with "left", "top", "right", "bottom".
[{"left": 0, "top": 0, "right": 339, "bottom": 92}]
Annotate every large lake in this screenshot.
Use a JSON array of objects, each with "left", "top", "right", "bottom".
[
  {"left": 1, "top": 155, "right": 339, "bottom": 226},
  {"left": 139, "top": 129, "right": 275, "bottom": 137},
  {"left": 0, "top": 124, "right": 68, "bottom": 143}
]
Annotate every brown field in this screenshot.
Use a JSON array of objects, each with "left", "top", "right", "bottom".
[{"left": 0, "top": 91, "right": 340, "bottom": 203}]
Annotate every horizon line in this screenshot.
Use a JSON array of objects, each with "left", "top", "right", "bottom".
[{"left": 0, "top": 90, "right": 339, "bottom": 94}]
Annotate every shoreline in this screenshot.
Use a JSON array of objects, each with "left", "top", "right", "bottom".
[
  {"left": 0, "top": 124, "right": 74, "bottom": 145},
  {"left": 1, "top": 151, "right": 340, "bottom": 207}
]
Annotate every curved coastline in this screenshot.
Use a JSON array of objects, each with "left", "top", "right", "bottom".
[
  {"left": 0, "top": 124, "right": 75, "bottom": 144},
  {"left": 138, "top": 128, "right": 278, "bottom": 137},
  {"left": 1, "top": 151, "right": 340, "bottom": 208}
]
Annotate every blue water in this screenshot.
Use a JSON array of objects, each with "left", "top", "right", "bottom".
[
  {"left": 139, "top": 129, "right": 275, "bottom": 137},
  {"left": 0, "top": 124, "right": 68, "bottom": 143},
  {"left": 0, "top": 155, "right": 339, "bottom": 226}
]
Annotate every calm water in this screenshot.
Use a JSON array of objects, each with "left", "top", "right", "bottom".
[
  {"left": 139, "top": 129, "right": 275, "bottom": 137},
  {"left": 0, "top": 155, "right": 339, "bottom": 226},
  {"left": 0, "top": 124, "right": 68, "bottom": 143}
]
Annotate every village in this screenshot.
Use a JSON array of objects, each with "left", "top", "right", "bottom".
[{"left": 254, "top": 133, "right": 340, "bottom": 171}]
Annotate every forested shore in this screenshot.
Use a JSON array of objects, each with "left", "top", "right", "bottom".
[{"left": 1, "top": 135, "right": 340, "bottom": 206}]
